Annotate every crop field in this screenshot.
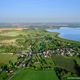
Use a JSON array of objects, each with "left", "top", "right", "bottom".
[
  {"left": 12, "top": 68, "right": 58, "bottom": 80},
  {"left": 0, "top": 53, "right": 17, "bottom": 66},
  {"left": 0, "top": 29, "right": 28, "bottom": 44},
  {"left": 0, "top": 31, "right": 23, "bottom": 37}
]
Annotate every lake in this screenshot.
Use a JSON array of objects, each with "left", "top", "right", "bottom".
[{"left": 47, "top": 27, "right": 80, "bottom": 42}]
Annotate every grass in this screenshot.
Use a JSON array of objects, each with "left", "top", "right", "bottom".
[
  {"left": 0, "top": 29, "right": 28, "bottom": 37},
  {"left": 52, "top": 55, "right": 76, "bottom": 73},
  {"left": 0, "top": 71, "right": 8, "bottom": 80},
  {"left": 0, "top": 53, "right": 17, "bottom": 66},
  {"left": 12, "top": 68, "right": 58, "bottom": 80},
  {"left": 0, "top": 29, "right": 58, "bottom": 42},
  {"left": 65, "top": 56, "right": 80, "bottom": 66},
  {"left": 73, "top": 57, "right": 80, "bottom": 65},
  {"left": 0, "top": 31, "right": 21, "bottom": 37},
  {"left": 0, "top": 28, "right": 79, "bottom": 80}
]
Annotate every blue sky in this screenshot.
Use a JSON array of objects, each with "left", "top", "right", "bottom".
[{"left": 0, "top": 0, "right": 80, "bottom": 23}]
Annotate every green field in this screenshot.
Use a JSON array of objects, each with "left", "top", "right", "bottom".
[
  {"left": 65, "top": 56, "right": 80, "bottom": 66},
  {"left": 0, "top": 31, "right": 22, "bottom": 37},
  {"left": 12, "top": 68, "right": 58, "bottom": 80},
  {"left": 0, "top": 53, "right": 17, "bottom": 66},
  {"left": 52, "top": 55, "right": 76, "bottom": 73}
]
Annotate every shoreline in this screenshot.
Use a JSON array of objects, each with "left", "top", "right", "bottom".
[
  {"left": 47, "top": 30, "right": 80, "bottom": 44},
  {"left": 56, "top": 33, "right": 80, "bottom": 44},
  {"left": 46, "top": 29, "right": 80, "bottom": 43}
]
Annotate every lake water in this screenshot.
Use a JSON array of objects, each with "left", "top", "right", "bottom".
[{"left": 47, "top": 27, "right": 80, "bottom": 42}]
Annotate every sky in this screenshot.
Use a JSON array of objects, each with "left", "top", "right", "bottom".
[{"left": 0, "top": 0, "right": 80, "bottom": 23}]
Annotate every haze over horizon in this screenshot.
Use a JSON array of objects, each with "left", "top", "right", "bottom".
[{"left": 0, "top": 0, "right": 80, "bottom": 23}]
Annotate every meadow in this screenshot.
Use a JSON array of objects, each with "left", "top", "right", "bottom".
[
  {"left": 0, "top": 53, "right": 17, "bottom": 66},
  {"left": 52, "top": 54, "right": 76, "bottom": 73},
  {"left": 12, "top": 68, "right": 58, "bottom": 80}
]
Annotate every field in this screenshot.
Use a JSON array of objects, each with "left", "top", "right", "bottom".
[
  {"left": 65, "top": 56, "right": 80, "bottom": 66},
  {"left": 0, "top": 30, "right": 26, "bottom": 37},
  {"left": 0, "top": 28, "right": 80, "bottom": 80},
  {"left": 0, "top": 31, "right": 21, "bottom": 37},
  {"left": 12, "top": 68, "right": 58, "bottom": 80},
  {"left": 52, "top": 55, "right": 76, "bottom": 73},
  {"left": 0, "top": 53, "right": 17, "bottom": 66},
  {"left": 0, "top": 29, "right": 28, "bottom": 44}
]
